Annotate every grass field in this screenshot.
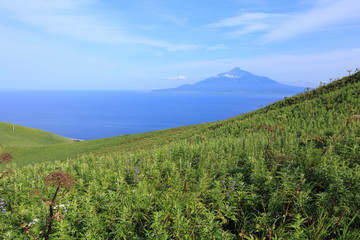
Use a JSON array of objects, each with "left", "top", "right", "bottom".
[{"left": 0, "top": 122, "right": 72, "bottom": 147}]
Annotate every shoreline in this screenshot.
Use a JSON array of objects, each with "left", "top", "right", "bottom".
[{"left": 68, "top": 138, "right": 85, "bottom": 142}]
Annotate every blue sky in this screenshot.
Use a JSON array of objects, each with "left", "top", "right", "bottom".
[{"left": 1, "top": 0, "right": 359, "bottom": 90}]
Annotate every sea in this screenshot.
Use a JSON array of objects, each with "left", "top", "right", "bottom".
[{"left": 0, "top": 91, "right": 292, "bottom": 140}]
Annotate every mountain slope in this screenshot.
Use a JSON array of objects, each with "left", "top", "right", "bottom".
[
  {"left": 1, "top": 72, "right": 359, "bottom": 239},
  {"left": 2, "top": 72, "right": 359, "bottom": 166},
  {"left": 0, "top": 122, "right": 72, "bottom": 146},
  {"left": 158, "top": 67, "right": 305, "bottom": 93},
  {"left": 3, "top": 124, "right": 203, "bottom": 166}
]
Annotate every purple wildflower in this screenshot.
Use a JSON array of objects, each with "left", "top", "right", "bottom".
[
  {"left": 134, "top": 167, "right": 140, "bottom": 175},
  {"left": 133, "top": 177, "right": 142, "bottom": 183},
  {"left": 0, "top": 199, "right": 6, "bottom": 213}
]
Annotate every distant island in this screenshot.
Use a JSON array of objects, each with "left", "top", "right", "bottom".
[{"left": 155, "top": 67, "right": 305, "bottom": 94}]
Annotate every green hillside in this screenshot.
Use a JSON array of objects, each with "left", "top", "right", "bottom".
[
  {"left": 0, "top": 72, "right": 359, "bottom": 239},
  {"left": 0, "top": 122, "right": 72, "bottom": 147},
  {"left": 3, "top": 125, "right": 205, "bottom": 166}
]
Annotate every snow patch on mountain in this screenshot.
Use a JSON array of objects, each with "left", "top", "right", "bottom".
[{"left": 221, "top": 73, "right": 243, "bottom": 78}]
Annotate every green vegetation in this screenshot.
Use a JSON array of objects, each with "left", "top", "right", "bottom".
[
  {"left": 0, "top": 122, "right": 72, "bottom": 147},
  {"left": 2, "top": 125, "right": 206, "bottom": 166},
  {"left": 0, "top": 72, "right": 359, "bottom": 239}
]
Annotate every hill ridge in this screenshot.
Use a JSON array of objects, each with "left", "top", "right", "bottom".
[{"left": 0, "top": 122, "right": 72, "bottom": 147}]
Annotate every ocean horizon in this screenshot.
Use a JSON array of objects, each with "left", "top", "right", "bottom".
[{"left": 0, "top": 90, "right": 293, "bottom": 140}]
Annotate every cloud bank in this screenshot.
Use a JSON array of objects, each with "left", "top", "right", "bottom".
[
  {"left": 0, "top": 0, "right": 198, "bottom": 51},
  {"left": 208, "top": 0, "right": 360, "bottom": 42},
  {"left": 167, "top": 75, "right": 188, "bottom": 80}
]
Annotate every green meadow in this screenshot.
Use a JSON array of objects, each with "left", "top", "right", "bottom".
[
  {"left": 0, "top": 72, "right": 359, "bottom": 239},
  {"left": 0, "top": 122, "right": 72, "bottom": 147}
]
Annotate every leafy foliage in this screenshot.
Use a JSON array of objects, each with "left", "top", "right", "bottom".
[{"left": 0, "top": 72, "right": 359, "bottom": 239}]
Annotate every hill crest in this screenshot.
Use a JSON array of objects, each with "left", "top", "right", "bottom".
[{"left": 0, "top": 122, "right": 72, "bottom": 146}]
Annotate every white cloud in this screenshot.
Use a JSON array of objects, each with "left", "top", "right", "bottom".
[
  {"left": 208, "top": 12, "right": 285, "bottom": 28},
  {"left": 207, "top": 12, "right": 287, "bottom": 38},
  {"left": 208, "top": 0, "right": 360, "bottom": 42},
  {"left": 167, "top": 75, "right": 188, "bottom": 80},
  {"left": 206, "top": 44, "right": 228, "bottom": 50},
  {"left": 0, "top": 0, "right": 198, "bottom": 51},
  {"left": 166, "top": 44, "right": 201, "bottom": 51},
  {"left": 263, "top": 0, "right": 360, "bottom": 42}
]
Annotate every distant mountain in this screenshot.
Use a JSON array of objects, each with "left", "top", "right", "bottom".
[{"left": 156, "top": 67, "right": 305, "bottom": 93}]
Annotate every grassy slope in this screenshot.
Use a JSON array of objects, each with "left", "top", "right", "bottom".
[
  {"left": 2, "top": 72, "right": 359, "bottom": 166},
  {"left": 4, "top": 125, "right": 206, "bottom": 166},
  {"left": 1, "top": 72, "right": 359, "bottom": 239},
  {"left": 0, "top": 122, "right": 72, "bottom": 147}
]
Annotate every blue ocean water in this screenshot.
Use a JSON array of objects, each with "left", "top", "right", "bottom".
[{"left": 0, "top": 91, "right": 290, "bottom": 140}]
